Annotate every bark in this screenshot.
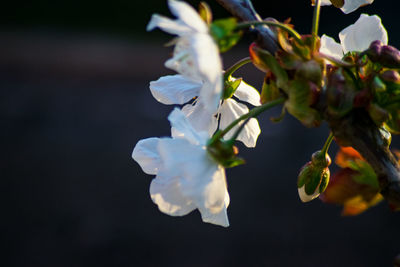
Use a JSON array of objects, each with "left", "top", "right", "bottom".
[
  {"left": 328, "top": 110, "right": 400, "bottom": 207},
  {"left": 215, "top": 0, "right": 279, "bottom": 54},
  {"left": 216, "top": 0, "right": 400, "bottom": 208}
]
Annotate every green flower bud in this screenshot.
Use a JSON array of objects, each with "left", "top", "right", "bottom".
[{"left": 297, "top": 151, "right": 331, "bottom": 202}]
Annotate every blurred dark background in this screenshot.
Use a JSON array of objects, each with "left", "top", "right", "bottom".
[{"left": 2, "top": 0, "right": 400, "bottom": 266}]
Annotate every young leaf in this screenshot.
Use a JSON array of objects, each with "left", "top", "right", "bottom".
[{"left": 210, "top": 18, "right": 242, "bottom": 53}]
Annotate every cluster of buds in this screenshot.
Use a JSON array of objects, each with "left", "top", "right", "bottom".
[
  {"left": 248, "top": 22, "right": 324, "bottom": 127},
  {"left": 366, "top": 40, "right": 400, "bottom": 69}
]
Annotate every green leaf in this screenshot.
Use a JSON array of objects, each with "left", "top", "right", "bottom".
[
  {"left": 285, "top": 80, "right": 321, "bottom": 127},
  {"left": 210, "top": 18, "right": 242, "bottom": 53}
]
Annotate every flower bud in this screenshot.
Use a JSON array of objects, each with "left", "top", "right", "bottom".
[
  {"left": 380, "top": 45, "right": 400, "bottom": 69},
  {"left": 380, "top": 70, "right": 400, "bottom": 83},
  {"left": 297, "top": 151, "right": 331, "bottom": 202},
  {"left": 367, "top": 41, "right": 400, "bottom": 68},
  {"left": 366, "top": 40, "right": 383, "bottom": 62}
]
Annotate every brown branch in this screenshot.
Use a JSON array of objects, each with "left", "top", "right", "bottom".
[
  {"left": 215, "top": 0, "right": 279, "bottom": 54},
  {"left": 328, "top": 110, "right": 400, "bottom": 208}
]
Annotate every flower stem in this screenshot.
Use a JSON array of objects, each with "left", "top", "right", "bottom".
[
  {"left": 210, "top": 97, "right": 285, "bottom": 144},
  {"left": 311, "top": 0, "right": 321, "bottom": 52},
  {"left": 224, "top": 57, "right": 252, "bottom": 80},
  {"left": 321, "top": 132, "right": 334, "bottom": 156},
  {"left": 236, "top": 21, "right": 303, "bottom": 44}
]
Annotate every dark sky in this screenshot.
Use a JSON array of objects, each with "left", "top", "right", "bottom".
[{"left": 1, "top": 0, "right": 400, "bottom": 44}]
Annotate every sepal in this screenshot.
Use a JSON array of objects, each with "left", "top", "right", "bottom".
[{"left": 207, "top": 136, "right": 245, "bottom": 168}]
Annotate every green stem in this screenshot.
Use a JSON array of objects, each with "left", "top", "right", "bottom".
[
  {"left": 311, "top": 0, "right": 321, "bottom": 52},
  {"left": 224, "top": 57, "right": 252, "bottom": 80},
  {"left": 210, "top": 97, "right": 285, "bottom": 144},
  {"left": 321, "top": 132, "right": 334, "bottom": 156},
  {"left": 236, "top": 21, "right": 303, "bottom": 44}
]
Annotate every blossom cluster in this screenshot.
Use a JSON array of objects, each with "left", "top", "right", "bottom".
[
  {"left": 133, "top": 0, "right": 262, "bottom": 227},
  {"left": 132, "top": 0, "right": 383, "bottom": 227}
]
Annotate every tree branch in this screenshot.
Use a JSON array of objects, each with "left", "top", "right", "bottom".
[
  {"left": 215, "top": 0, "right": 279, "bottom": 54},
  {"left": 328, "top": 110, "right": 400, "bottom": 208}
]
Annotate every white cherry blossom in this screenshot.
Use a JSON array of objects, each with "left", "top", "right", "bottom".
[
  {"left": 132, "top": 108, "right": 230, "bottom": 227},
  {"left": 320, "top": 14, "right": 388, "bottom": 61},
  {"left": 150, "top": 74, "right": 262, "bottom": 147},
  {"left": 147, "top": 0, "right": 222, "bottom": 114},
  {"left": 320, "top": 0, "right": 374, "bottom": 14}
]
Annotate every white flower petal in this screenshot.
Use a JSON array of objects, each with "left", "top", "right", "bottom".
[
  {"left": 339, "top": 14, "right": 388, "bottom": 54},
  {"left": 320, "top": 34, "right": 344, "bottom": 61},
  {"left": 149, "top": 75, "right": 201, "bottom": 105},
  {"left": 320, "top": 0, "right": 332, "bottom": 6},
  {"left": 186, "top": 165, "right": 229, "bottom": 227},
  {"left": 150, "top": 174, "right": 196, "bottom": 216},
  {"left": 158, "top": 138, "right": 228, "bottom": 222},
  {"left": 319, "top": 0, "right": 374, "bottom": 13},
  {"left": 165, "top": 37, "right": 204, "bottom": 82},
  {"left": 180, "top": 101, "right": 218, "bottom": 136},
  {"left": 132, "top": 138, "right": 161, "bottom": 175},
  {"left": 157, "top": 137, "right": 206, "bottom": 178},
  {"left": 298, "top": 185, "right": 320, "bottom": 203},
  {"left": 189, "top": 33, "right": 223, "bottom": 114},
  {"left": 233, "top": 80, "right": 261, "bottom": 106},
  {"left": 341, "top": 0, "right": 374, "bottom": 14},
  {"left": 146, "top": 14, "right": 193, "bottom": 36},
  {"left": 167, "top": 0, "right": 208, "bottom": 33},
  {"left": 199, "top": 204, "right": 229, "bottom": 227},
  {"left": 219, "top": 99, "right": 261, "bottom": 148},
  {"left": 168, "top": 108, "right": 207, "bottom": 145}
]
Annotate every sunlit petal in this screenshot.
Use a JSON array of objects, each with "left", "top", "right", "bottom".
[
  {"left": 150, "top": 75, "right": 201, "bottom": 105},
  {"left": 320, "top": 34, "right": 344, "bottom": 60},
  {"left": 219, "top": 99, "right": 261, "bottom": 148},
  {"left": 150, "top": 174, "right": 196, "bottom": 216},
  {"left": 339, "top": 14, "right": 388, "bottom": 54},
  {"left": 132, "top": 138, "right": 161, "bottom": 175},
  {"left": 233, "top": 80, "right": 261, "bottom": 106}
]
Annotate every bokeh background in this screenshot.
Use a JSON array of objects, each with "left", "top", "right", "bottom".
[{"left": 2, "top": 0, "right": 400, "bottom": 266}]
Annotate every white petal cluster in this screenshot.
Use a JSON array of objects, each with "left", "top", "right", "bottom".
[
  {"left": 147, "top": 0, "right": 222, "bottom": 114},
  {"left": 132, "top": 108, "right": 230, "bottom": 227},
  {"left": 150, "top": 75, "right": 262, "bottom": 147},
  {"left": 320, "top": 14, "right": 388, "bottom": 61},
  {"left": 148, "top": 0, "right": 261, "bottom": 148},
  {"left": 320, "top": 0, "right": 374, "bottom": 14}
]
